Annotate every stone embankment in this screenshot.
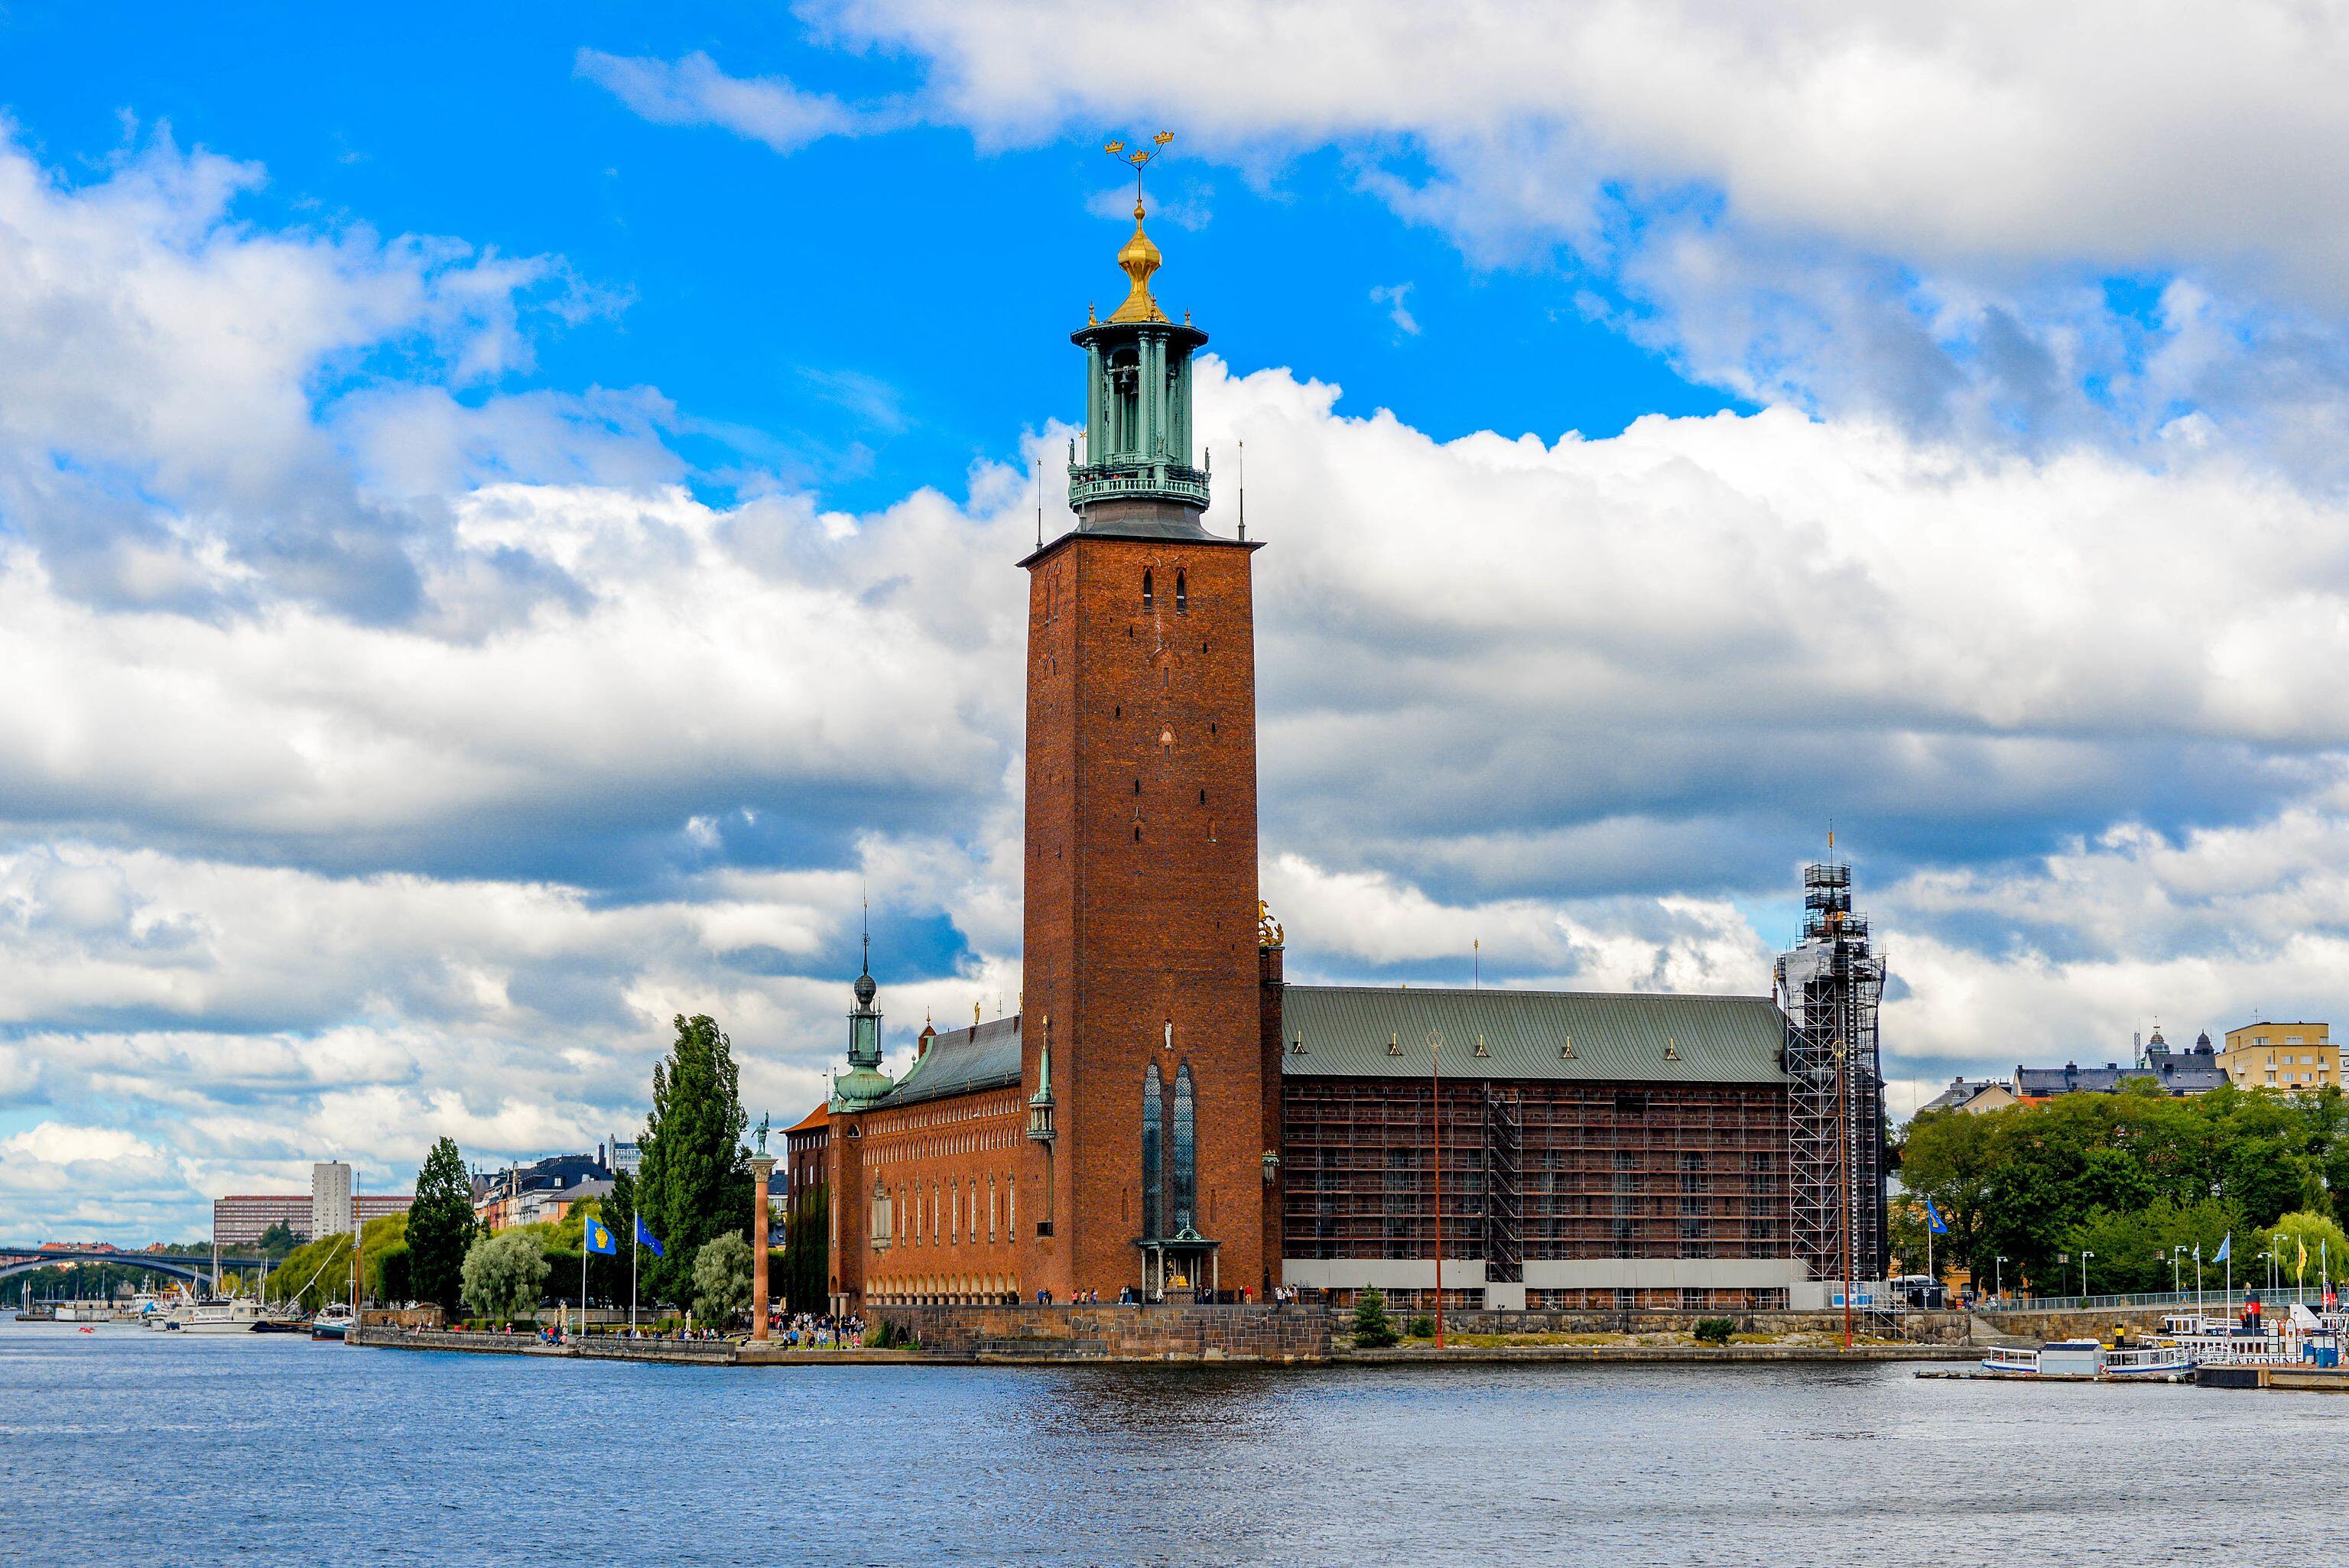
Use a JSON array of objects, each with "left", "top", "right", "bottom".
[{"left": 355, "top": 1307, "right": 1983, "bottom": 1366}]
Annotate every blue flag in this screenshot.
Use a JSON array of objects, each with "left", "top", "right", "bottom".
[
  {"left": 635, "top": 1215, "right": 664, "bottom": 1258},
  {"left": 1925, "top": 1198, "right": 1948, "bottom": 1235},
  {"left": 2214, "top": 1233, "right": 2231, "bottom": 1264},
  {"left": 583, "top": 1216, "right": 616, "bottom": 1255}
]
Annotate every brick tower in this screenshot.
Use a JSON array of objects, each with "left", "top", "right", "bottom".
[{"left": 1016, "top": 177, "right": 1267, "bottom": 1303}]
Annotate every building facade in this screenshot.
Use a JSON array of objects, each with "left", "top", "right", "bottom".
[
  {"left": 213, "top": 1194, "right": 312, "bottom": 1248},
  {"left": 788, "top": 194, "right": 1887, "bottom": 1316},
  {"left": 2218, "top": 1021, "right": 2336, "bottom": 1089},
  {"left": 312, "top": 1161, "right": 353, "bottom": 1240}
]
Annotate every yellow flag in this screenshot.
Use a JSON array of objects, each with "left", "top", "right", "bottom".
[{"left": 2297, "top": 1237, "right": 2308, "bottom": 1280}]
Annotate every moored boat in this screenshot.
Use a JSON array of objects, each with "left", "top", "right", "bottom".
[{"left": 1978, "top": 1338, "right": 2195, "bottom": 1378}]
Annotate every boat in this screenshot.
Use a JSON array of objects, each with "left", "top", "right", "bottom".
[
  {"left": 174, "top": 1297, "right": 268, "bottom": 1335},
  {"left": 310, "top": 1303, "right": 353, "bottom": 1341},
  {"left": 1979, "top": 1338, "right": 2195, "bottom": 1378}
]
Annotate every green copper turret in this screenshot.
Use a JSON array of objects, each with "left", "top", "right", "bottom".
[
  {"left": 830, "top": 930, "right": 895, "bottom": 1112},
  {"left": 1068, "top": 199, "right": 1210, "bottom": 527}
]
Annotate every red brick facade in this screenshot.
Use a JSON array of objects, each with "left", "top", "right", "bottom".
[
  {"left": 1015, "top": 531, "right": 1270, "bottom": 1301},
  {"left": 835, "top": 1079, "right": 1025, "bottom": 1306}
]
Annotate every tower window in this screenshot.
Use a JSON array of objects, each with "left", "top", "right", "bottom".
[
  {"left": 1134, "top": 778, "right": 1142, "bottom": 794},
  {"left": 1175, "top": 571, "right": 1187, "bottom": 612},
  {"left": 1143, "top": 570, "right": 1154, "bottom": 608}
]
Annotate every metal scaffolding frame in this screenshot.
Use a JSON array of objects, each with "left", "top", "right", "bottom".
[
  {"left": 1775, "top": 861, "right": 1889, "bottom": 1288},
  {"left": 1482, "top": 1089, "right": 1523, "bottom": 1284}
]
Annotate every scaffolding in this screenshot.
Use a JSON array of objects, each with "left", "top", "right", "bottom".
[
  {"left": 1775, "top": 861, "right": 1888, "bottom": 1289},
  {"left": 1482, "top": 1089, "right": 1522, "bottom": 1284}
]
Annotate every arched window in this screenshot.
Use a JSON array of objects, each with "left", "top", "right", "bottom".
[
  {"left": 932, "top": 1181, "right": 942, "bottom": 1243},
  {"left": 1142, "top": 1061, "right": 1165, "bottom": 1241},
  {"left": 1175, "top": 570, "right": 1187, "bottom": 612},
  {"left": 1142, "top": 569, "right": 1154, "bottom": 608},
  {"left": 1173, "top": 1062, "right": 1197, "bottom": 1232}
]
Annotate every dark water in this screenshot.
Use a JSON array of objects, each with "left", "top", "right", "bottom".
[{"left": 4, "top": 1321, "right": 2341, "bottom": 1566}]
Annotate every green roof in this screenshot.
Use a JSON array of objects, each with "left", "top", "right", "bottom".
[
  {"left": 1278, "top": 985, "right": 1789, "bottom": 1084},
  {"left": 877, "top": 1015, "right": 1022, "bottom": 1109}
]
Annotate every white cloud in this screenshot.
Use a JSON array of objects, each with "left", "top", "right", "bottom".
[
  {"left": 818, "top": 1, "right": 2349, "bottom": 284},
  {"left": 1369, "top": 282, "right": 1419, "bottom": 337},
  {"left": 575, "top": 50, "right": 905, "bottom": 153}
]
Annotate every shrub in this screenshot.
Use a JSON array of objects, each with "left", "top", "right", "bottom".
[
  {"left": 1407, "top": 1313, "right": 1436, "bottom": 1339},
  {"left": 1693, "top": 1316, "right": 1736, "bottom": 1346},
  {"left": 1351, "top": 1287, "right": 1399, "bottom": 1349}
]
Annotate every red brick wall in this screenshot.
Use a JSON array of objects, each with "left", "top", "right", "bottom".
[
  {"left": 1018, "top": 532, "right": 1268, "bottom": 1302},
  {"left": 829, "top": 1086, "right": 1024, "bottom": 1307}
]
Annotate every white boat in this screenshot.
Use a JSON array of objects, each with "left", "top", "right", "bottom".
[
  {"left": 311, "top": 1303, "right": 353, "bottom": 1341},
  {"left": 1980, "top": 1338, "right": 2195, "bottom": 1377},
  {"left": 173, "top": 1297, "right": 267, "bottom": 1334}
]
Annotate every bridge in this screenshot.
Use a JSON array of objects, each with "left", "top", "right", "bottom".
[{"left": 0, "top": 1247, "right": 268, "bottom": 1287}]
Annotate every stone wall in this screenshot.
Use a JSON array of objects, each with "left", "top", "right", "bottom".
[
  {"left": 881, "top": 1302, "right": 1330, "bottom": 1362},
  {"left": 1371, "top": 1308, "right": 1978, "bottom": 1344},
  {"left": 1974, "top": 1305, "right": 2198, "bottom": 1342}
]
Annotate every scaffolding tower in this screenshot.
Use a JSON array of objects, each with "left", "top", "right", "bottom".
[{"left": 1775, "top": 860, "right": 1888, "bottom": 1289}]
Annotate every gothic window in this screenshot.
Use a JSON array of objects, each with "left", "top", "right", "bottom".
[
  {"left": 1175, "top": 570, "right": 1187, "bottom": 612},
  {"left": 1142, "top": 1062, "right": 1164, "bottom": 1241},
  {"left": 932, "top": 1182, "right": 941, "bottom": 1243},
  {"left": 1172, "top": 1062, "right": 1197, "bottom": 1232},
  {"left": 1143, "top": 569, "right": 1154, "bottom": 608}
]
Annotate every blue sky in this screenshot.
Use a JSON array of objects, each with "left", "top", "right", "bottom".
[{"left": 11, "top": 2, "right": 2349, "bottom": 1239}]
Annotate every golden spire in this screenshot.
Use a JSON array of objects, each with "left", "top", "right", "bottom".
[{"left": 1103, "top": 132, "right": 1174, "bottom": 325}]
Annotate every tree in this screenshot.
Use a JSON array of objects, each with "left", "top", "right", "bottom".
[
  {"left": 257, "top": 1221, "right": 301, "bottom": 1258},
  {"left": 2261, "top": 1209, "right": 2349, "bottom": 1293},
  {"left": 693, "top": 1234, "right": 753, "bottom": 1323},
  {"left": 783, "top": 1179, "right": 829, "bottom": 1315},
  {"left": 1350, "top": 1287, "right": 1399, "bottom": 1349},
  {"left": 461, "top": 1229, "right": 549, "bottom": 1323},
  {"left": 638, "top": 1014, "right": 752, "bottom": 1306},
  {"left": 408, "top": 1135, "right": 478, "bottom": 1319}
]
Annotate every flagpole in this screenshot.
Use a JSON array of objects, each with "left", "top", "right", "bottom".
[
  {"left": 579, "top": 1241, "right": 587, "bottom": 1342},
  {"left": 631, "top": 1222, "right": 638, "bottom": 1336}
]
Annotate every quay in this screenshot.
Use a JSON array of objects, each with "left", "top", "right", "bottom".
[{"left": 350, "top": 1303, "right": 1983, "bottom": 1368}]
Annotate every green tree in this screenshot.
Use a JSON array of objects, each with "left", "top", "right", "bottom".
[
  {"left": 783, "top": 1180, "right": 828, "bottom": 1315},
  {"left": 638, "top": 1014, "right": 751, "bottom": 1306},
  {"left": 2261, "top": 1209, "right": 2349, "bottom": 1293},
  {"left": 1350, "top": 1287, "right": 1399, "bottom": 1349},
  {"left": 460, "top": 1229, "right": 549, "bottom": 1323},
  {"left": 257, "top": 1221, "right": 301, "bottom": 1258},
  {"left": 693, "top": 1233, "right": 753, "bottom": 1324},
  {"left": 407, "top": 1135, "right": 478, "bottom": 1320}
]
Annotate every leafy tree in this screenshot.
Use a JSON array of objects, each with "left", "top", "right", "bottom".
[
  {"left": 461, "top": 1229, "right": 549, "bottom": 1323},
  {"left": 407, "top": 1135, "right": 478, "bottom": 1320},
  {"left": 1350, "top": 1287, "right": 1399, "bottom": 1348},
  {"left": 693, "top": 1233, "right": 753, "bottom": 1323},
  {"left": 257, "top": 1221, "right": 301, "bottom": 1258},
  {"left": 783, "top": 1180, "right": 828, "bottom": 1315},
  {"left": 638, "top": 1014, "right": 752, "bottom": 1306},
  {"left": 378, "top": 1245, "right": 411, "bottom": 1303},
  {"left": 2261, "top": 1210, "right": 2349, "bottom": 1293}
]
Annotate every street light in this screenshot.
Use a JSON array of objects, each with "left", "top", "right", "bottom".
[
  {"left": 1995, "top": 1255, "right": 2007, "bottom": 1302},
  {"left": 2169, "top": 1246, "right": 2184, "bottom": 1296},
  {"left": 2081, "top": 1250, "right": 2094, "bottom": 1300}
]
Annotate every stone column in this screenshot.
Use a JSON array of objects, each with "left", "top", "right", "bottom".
[{"left": 750, "top": 1155, "right": 776, "bottom": 1341}]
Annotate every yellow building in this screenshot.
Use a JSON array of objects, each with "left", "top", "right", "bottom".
[{"left": 2218, "top": 1022, "right": 2336, "bottom": 1091}]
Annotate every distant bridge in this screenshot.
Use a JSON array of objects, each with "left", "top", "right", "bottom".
[{"left": 0, "top": 1248, "right": 268, "bottom": 1287}]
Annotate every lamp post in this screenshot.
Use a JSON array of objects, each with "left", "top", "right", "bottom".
[
  {"left": 2169, "top": 1247, "right": 2182, "bottom": 1296},
  {"left": 2080, "top": 1250, "right": 2094, "bottom": 1300},
  {"left": 1995, "top": 1255, "right": 2006, "bottom": 1303}
]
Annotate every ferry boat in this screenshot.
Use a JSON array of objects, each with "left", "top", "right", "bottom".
[
  {"left": 1979, "top": 1338, "right": 2195, "bottom": 1378},
  {"left": 171, "top": 1297, "right": 268, "bottom": 1334}
]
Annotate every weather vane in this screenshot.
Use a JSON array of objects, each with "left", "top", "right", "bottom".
[{"left": 1104, "top": 131, "right": 1175, "bottom": 214}]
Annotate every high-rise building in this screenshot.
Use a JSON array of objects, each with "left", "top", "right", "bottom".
[{"left": 311, "top": 1161, "right": 354, "bottom": 1240}]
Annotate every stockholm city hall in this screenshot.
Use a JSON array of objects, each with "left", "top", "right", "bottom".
[{"left": 783, "top": 159, "right": 1889, "bottom": 1320}]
